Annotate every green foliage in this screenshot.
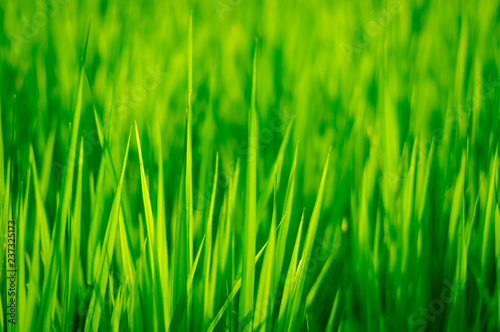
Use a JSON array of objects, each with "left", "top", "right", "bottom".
[{"left": 1, "top": 0, "right": 500, "bottom": 331}]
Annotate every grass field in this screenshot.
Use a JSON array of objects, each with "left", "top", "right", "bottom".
[{"left": 1, "top": 0, "right": 500, "bottom": 331}]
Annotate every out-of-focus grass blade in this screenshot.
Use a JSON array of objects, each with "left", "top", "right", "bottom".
[
  {"left": 494, "top": 199, "right": 500, "bottom": 323},
  {"left": 274, "top": 142, "right": 298, "bottom": 292},
  {"left": 118, "top": 208, "right": 135, "bottom": 283},
  {"left": 256, "top": 119, "right": 294, "bottom": 221},
  {"left": 24, "top": 195, "right": 41, "bottom": 332},
  {"left": 209, "top": 159, "right": 240, "bottom": 330},
  {"left": 87, "top": 160, "right": 106, "bottom": 282},
  {"left": 306, "top": 226, "right": 342, "bottom": 307},
  {"left": 111, "top": 286, "right": 125, "bottom": 332},
  {"left": 62, "top": 138, "right": 84, "bottom": 329},
  {"left": 254, "top": 170, "right": 277, "bottom": 331},
  {"left": 24, "top": 151, "right": 41, "bottom": 332},
  {"left": 448, "top": 153, "right": 466, "bottom": 247},
  {"left": 156, "top": 124, "right": 171, "bottom": 329},
  {"left": 128, "top": 238, "right": 149, "bottom": 330},
  {"left": 401, "top": 141, "right": 417, "bottom": 273},
  {"left": 39, "top": 123, "right": 56, "bottom": 200},
  {"left": 184, "top": 12, "right": 195, "bottom": 328},
  {"left": 173, "top": 165, "right": 188, "bottom": 308},
  {"left": 203, "top": 153, "right": 219, "bottom": 328},
  {"left": 186, "top": 12, "right": 194, "bottom": 268},
  {"left": 239, "top": 42, "right": 259, "bottom": 332},
  {"left": 286, "top": 148, "right": 330, "bottom": 330},
  {"left": 29, "top": 146, "right": 51, "bottom": 262},
  {"left": 36, "top": 21, "right": 90, "bottom": 330},
  {"left": 277, "top": 210, "right": 304, "bottom": 331},
  {"left": 134, "top": 122, "right": 159, "bottom": 330},
  {"left": 17, "top": 160, "right": 30, "bottom": 332},
  {"left": 416, "top": 139, "right": 435, "bottom": 223},
  {"left": 91, "top": 103, "right": 118, "bottom": 188},
  {"left": 325, "top": 289, "right": 341, "bottom": 331},
  {"left": 470, "top": 151, "right": 497, "bottom": 331},
  {"left": 84, "top": 128, "right": 132, "bottom": 332},
  {"left": 168, "top": 236, "right": 205, "bottom": 332},
  {"left": 480, "top": 149, "right": 497, "bottom": 282},
  {"left": 207, "top": 241, "right": 268, "bottom": 332}
]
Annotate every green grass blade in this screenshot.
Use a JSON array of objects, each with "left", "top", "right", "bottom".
[
  {"left": 84, "top": 128, "right": 132, "bottom": 332},
  {"left": 207, "top": 241, "right": 268, "bottom": 332},
  {"left": 203, "top": 153, "right": 219, "bottom": 327},
  {"left": 62, "top": 138, "right": 84, "bottom": 329},
  {"left": 286, "top": 148, "right": 330, "bottom": 330},
  {"left": 277, "top": 210, "right": 304, "bottom": 331},
  {"left": 274, "top": 142, "right": 298, "bottom": 292},
  {"left": 168, "top": 236, "right": 205, "bottom": 332},
  {"left": 134, "top": 122, "right": 160, "bottom": 331},
  {"left": 36, "top": 23, "right": 90, "bottom": 328},
  {"left": 156, "top": 124, "right": 171, "bottom": 329},
  {"left": 239, "top": 42, "right": 259, "bottom": 332},
  {"left": 254, "top": 170, "right": 277, "bottom": 331}
]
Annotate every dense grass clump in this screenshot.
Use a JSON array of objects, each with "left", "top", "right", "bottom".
[{"left": 1, "top": 0, "right": 500, "bottom": 331}]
